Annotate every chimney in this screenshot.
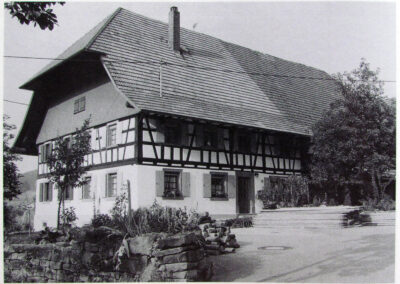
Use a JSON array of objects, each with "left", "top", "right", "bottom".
[{"left": 168, "top": 7, "right": 180, "bottom": 51}]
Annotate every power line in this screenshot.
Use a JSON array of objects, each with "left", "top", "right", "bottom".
[
  {"left": 4, "top": 99, "right": 29, "bottom": 106},
  {"left": 3, "top": 55, "right": 397, "bottom": 83}
]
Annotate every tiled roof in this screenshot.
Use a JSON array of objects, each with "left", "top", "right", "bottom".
[
  {"left": 21, "top": 7, "right": 340, "bottom": 137},
  {"left": 88, "top": 8, "right": 339, "bottom": 135}
]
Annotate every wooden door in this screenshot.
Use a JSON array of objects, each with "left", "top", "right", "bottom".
[{"left": 238, "top": 176, "right": 250, "bottom": 213}]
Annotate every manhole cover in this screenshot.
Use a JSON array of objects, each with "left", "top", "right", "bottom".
[{"left": 258, "top": 246, "right": 292, "bottom": 251}]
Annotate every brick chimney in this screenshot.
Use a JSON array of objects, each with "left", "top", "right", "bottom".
[{"left": 168, "top": 7, "right": 180, "bottom": 51}]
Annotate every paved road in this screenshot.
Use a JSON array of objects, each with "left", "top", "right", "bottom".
[{"left": 210, "top": 211, "right": 395, "bottom": 282}]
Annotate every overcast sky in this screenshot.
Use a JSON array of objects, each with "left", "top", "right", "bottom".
[{"left": 2, "top": 1, "right": 396, "bottom": 173}]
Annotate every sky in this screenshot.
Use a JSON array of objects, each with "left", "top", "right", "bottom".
[{"left": 1, "top": 1, "right": 397, "bottom": 173}]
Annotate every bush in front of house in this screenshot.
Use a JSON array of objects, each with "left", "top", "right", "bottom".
[
  {"left": 108, "top": 195, "right": 200, "bottom": 237},
  {"left": 91, "top": 213, "right": 114, "bottom": 228},
  {"left": 257, "top": 175, "right": 310, "bottom": 208}
]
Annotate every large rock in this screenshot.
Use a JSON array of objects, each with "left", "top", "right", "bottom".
[
  {"left": 162, "top": 262, "right": 198, "bottom": 272},
  {"left": 127, "top": 233, "right": 160, "bottom": 255},
  {"left": 162, "top": 249, "right": 204, "bottom": 264},
  {"left": 157, "top": 233, "right": 198, "bottom": 249},
  {"left": 153, "top": 245, "right": 198, "bottom": 257},
  {"left": 171, "top": 269, "right": 198, "bottom": 280}
]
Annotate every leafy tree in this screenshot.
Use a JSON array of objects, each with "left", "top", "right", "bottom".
[
  {"left": 310, "top": 59, "right": 395, "bottom": 204},
  {"left": 47, "top": 119, "right": 91, "bottom": 229},
  {"left": 4, "top": 2, "right": 65, "bottom": 30},
  {"left": 3, "top": 115, "right": 22, "bottom": 201}
]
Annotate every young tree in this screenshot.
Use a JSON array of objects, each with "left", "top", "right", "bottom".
[
  {"left": 4, "top": 2, "right": 65, "bottom": 30},
  {"left": 310, "top": 59, "right": 395, "bottom": 204},
  {"left": 3, "top": 115, "right": 22, "bottom": 201},
  {"left": 47, "top": 119, "right": 91, "bottom": 229}
]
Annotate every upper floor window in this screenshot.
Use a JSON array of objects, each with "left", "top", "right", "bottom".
[
  {"left": 203, "top": 127, "right": 218, "bottom": 148},
  {"left": 106, "top": 173, "right": 117, "bottom": 197},
  {"left": 107, "top": 124, "right": 117, "bottom": 147},
  {"left": 40, "top": 143, "right": 52, "bottom": 163},
  {"left": 164, "top": 170, "right": 181, "bottom": 198},
  {"left": 74, "top": 97, "right": 86, "bottom": 114},
  {"left": 39, "top": 182, "right": 52, "bottom": 202},
  {"left": 238, "top": 134, "right": 251, "bottom": 152},
  {"left": 82, "top": 177, "right": 92, "bottom": 199},
  {"left": 211, "top": 173, "right": 228, "bottom": 198},
  {"left": 165, "top": 124, "right": 182, "bottom": 145}
]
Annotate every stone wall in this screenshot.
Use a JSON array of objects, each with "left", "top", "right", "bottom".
[{"left": 4, "top": 228, "right": 213, "bottom": 282}]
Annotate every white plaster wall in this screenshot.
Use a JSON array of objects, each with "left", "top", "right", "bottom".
[
  {"left": 33, "top": 164, "right": 136, "bottom": 231},
  {"left": 135, "top": 165, "right": 237, "bottom": 215}
]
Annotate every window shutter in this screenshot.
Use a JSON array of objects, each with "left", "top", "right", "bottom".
[
  {"left": 117, "top": 171, "right": 123, "bottom": 195},
  {"left": 105, "top": 174, "right": 109, "bottom": 197},
  {"left": 69, "top": 186, "right": 74, "bottom": 200},
  {"left": 49, "top": 142, "right": 53, "bottom": 158},
  {"left": 155, "top": 171, "right": 164, "bottom": 197},
  {"left": 156, "top": 121, "right": 165, "bottom": 143},
  {"left": 203, "top": 173, "right": 211, "bottom": 198},
  {"left": 38, "top": 145, "right": 43, "bottom": 163},
  {"left": 227, "top": 175, "right": 236, "bottom": 198},
  {"left": 39, "top": 183, "right": 43, "bottom": 202},
  {"left": 182, "top": 172, "right": 190, "bottom": 197},
  {"left": 49, "top": 183, "right": 53, "bottom": 201},
  {"left": 116, "top": 121, "right": 122, "bottom": 145}
]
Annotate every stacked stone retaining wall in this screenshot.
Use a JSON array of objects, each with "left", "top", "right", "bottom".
[{"left": 4, "top": 228, "right": 213, "bottom": 282}]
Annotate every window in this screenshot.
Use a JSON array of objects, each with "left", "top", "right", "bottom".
[
  {"left": 164, "top": 171, "right": 181, "bottom": 198},
  {"left": 107, "top": 124, "right": 117, "bottom": 147},
  {"left": 203, "top": 127, "right": 218, "bottom": 148},
  {"left": 165, "top": 124, "right": 181, "bottom": 145},
  {"left": 106, "top": 173, "right": 117, "bottom": 197},
  {"left": 238, "top": 134, "right": 251, "bottom": 152},
  {"left": 39, "top": 182, "right": 52, "bottom": 202},
  {"left": 74, "top": 97, "right": 86, "bottom": 114},
  {"left": 41, "top": 143, "right": 52, "bottom": 163},
  {"left": 211, "top": 173, "right": 228, "bottom": 198},
  {"left": 82, "top": 177, "right": 92, "bottom": 199},
  {"left": 64, "top": 186, "right": 74, "bottom": 200}
]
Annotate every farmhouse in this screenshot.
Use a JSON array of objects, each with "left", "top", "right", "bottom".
[{"left": 14, "top": 7, "right": 339, "bottom": 230}]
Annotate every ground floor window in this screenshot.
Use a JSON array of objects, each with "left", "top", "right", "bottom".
[
  {"left": 164, "top": 170, "right": 181, "bottom": 198},
  {"left": 211, "top": 173, "right": 228, "bottom": 198},
  {"left": 39, "top": 182, "right": 52, "bottom": 202},
  {"left": 106, "top": 173, "right": 117, "bottom": 197},
  {"left": 82, "top": 177, "right": 92, "bottom": 199},
  {"left": 64, "top": 186, "right": 74, "bottom": 200}
]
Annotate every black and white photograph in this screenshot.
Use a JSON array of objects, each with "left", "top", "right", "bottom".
[{"left": 2, "top": 1, "right": 396, "bottom": 282}]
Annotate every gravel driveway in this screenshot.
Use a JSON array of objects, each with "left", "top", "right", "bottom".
[{"left": 210, "top": 210, "right": 395, "bottom": 282}]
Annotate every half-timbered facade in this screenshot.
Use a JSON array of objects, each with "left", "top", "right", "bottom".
[{"left": 14, "top": 7, "right": 339, "bottom": 230}]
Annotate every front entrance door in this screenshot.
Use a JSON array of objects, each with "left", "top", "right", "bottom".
[{"left": 238, "top": 176, "right": 251, "bottom": 213}]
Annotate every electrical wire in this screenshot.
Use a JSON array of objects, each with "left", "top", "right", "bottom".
[{"left": 4, "top": 99, "right": 29, "bottom": 106}]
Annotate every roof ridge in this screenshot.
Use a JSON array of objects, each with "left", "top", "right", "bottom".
[{"left": 85, "top": 7, "right": 123, "bottom": 51}]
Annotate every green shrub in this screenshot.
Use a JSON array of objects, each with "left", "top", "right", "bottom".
[
  {"left": 361, "top": 196, "right": 395, "bottom": 211},
  {"left": 111, "top": 198, "right": 200, "bottom": 237},
  {"left": 91, "top": 214, "right": 113, "bottom": 228},
  {"left": 257, "top": 175, "right": 310, "bottom": 208},
  {"left": 61, "top": 207, "right": 77, "bottom": 226}
]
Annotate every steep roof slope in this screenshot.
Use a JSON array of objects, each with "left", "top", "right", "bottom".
[
  {"left": 17, "top": 7, "right": 341, "bottom": 155},
  {"left": 88, "top": 8, "right": 340, "bottom": 135}
]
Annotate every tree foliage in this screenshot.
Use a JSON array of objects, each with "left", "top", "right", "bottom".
[
  {"left": 3, "top": 115, "right": 22, "bottom": 201},
  {"left": 4, "top": 2, "right": 65, "bottom": 30},
  {"left": 310, "top": 59, "right": 395, "bottom": 203},
  {"left": 47, "top": 119, "right": 91, "bottom": 229}
]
